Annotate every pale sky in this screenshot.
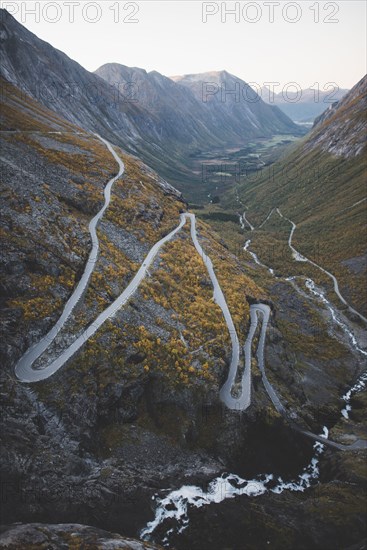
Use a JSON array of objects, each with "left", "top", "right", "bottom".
[{"left": 2, "top": 1, "right": 366, "bottom": 89}]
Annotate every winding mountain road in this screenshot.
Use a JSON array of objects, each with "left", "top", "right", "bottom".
[
  {"left": 14, "top": 140, "right": 365, "bottom": 451},
  {"left": 243, "top": 206, "right": 367, "bottom": 324},
  {"left": 15, "top": 208, "right": 244, "bottom": 387},
  {"left": 14, "top": 144, "right": 242, "bottom": 386},
  {"left": 241, "top": 208, "right": 367, "bottom": 450},
  {"left": 253, "top": 304, "right": 286, "bottom": 415},
  {"left": 242, "top": 211, "right": 254, "bottom": 231},
  {"left": 276, "top": 208, "right": 367, "bottom": 324},
  {"left": 14, "top": 134, "right": 125, "bottom": 382},
  {"left": 13, "top": 141, "right": 261, "bottom": 418}
]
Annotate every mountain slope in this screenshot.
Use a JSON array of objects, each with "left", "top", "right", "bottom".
[
  {"left": 306, "top": 76, "right": 366, "bottom": 157},
  {"left": 94, "top": 63, "right": 221, "bottom": 145},
  {"left": 232, "top": 74, "right": 367, "bottom": 316},
  {"left": 171, "top": 70, "right": 300, "bottom": 137},
  {"left": 0, "top": 9, "right": 300, "bottom": 195},
  {"left": 2, "top": 10, "right": 366, "bottom": 549},
  {"left": 97, "top": 65, "right": 300, "bottom": 142},
  {"left": 0, "top": 78, "right": 271, "bottom": 537}
]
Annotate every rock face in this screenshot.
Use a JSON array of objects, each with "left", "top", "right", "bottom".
[
  {"left": 171, "top": 70, "right": 301, "bottom": 135},
  {"left": 307, "top": 75, "right": 367, "bottom": 158},
  {"left": 96, "top": 65, "right": 300, "bottom": 143},
  {"left": 0, "top": 523, "right": 162, "bottom": 549},
  {"left": 0, "top": 9, "right": 300, "bottom": 192}
]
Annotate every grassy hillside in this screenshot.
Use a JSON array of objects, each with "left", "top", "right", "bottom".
[{"left": 219, "top": 77, "right": 367, "bottom": 318}]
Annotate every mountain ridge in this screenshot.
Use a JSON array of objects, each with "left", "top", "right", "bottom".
[
  {"left": 0, "top": 8, "right": 301, "bottom": 197},
  {"left": 307, "top": 74, "right": 367, "bottom": 157}
]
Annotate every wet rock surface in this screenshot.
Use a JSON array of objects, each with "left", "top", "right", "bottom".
[
  {"left": 0, "top": 523, "right": 162, "bottom": 549},
  {"left": 160, "top": 482, "right": 367, "bottom": 550}
]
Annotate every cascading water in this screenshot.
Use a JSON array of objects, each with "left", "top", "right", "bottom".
[{"left": 141, "top": 429, "right": 328, "bottom": 545}]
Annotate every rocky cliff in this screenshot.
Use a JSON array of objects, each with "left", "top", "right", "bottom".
[
  {"left": 308, "top": 75, "right": 367, "bottom": 158},
  {"left": 171, "top": 70, "right": 299, "bottom": 135}
]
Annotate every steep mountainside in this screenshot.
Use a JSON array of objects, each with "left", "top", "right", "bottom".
[
  {"left": 171, "top": 70, "right": 298, "bottom": 136},
  {"left": 306, "top": 76, "right": 366, "bottom": 157},
  {"left": 230, "top": 74, "right": 367, "bottom": 316},
  {"left": 1, "top": 78, "right": 277, "bottom": 539},
  {"left": 94, "top": 63, "right": 221, "bottom": 144},
  {"left": 0, "top": 9, "right": 300, "bottom": 194}
]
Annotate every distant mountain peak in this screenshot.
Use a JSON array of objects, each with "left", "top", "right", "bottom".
[
  {"left": 171, "top": 70, "right": 238, "bottom": 84},
  {"left": 98, "top": 62, "right": 148, "bottom": 75},
  {"left": 1, "top": 8, "right": 301, "bottom": 199}
]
